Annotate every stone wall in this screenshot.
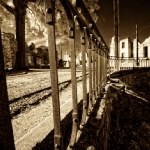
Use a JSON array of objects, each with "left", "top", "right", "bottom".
[
  {"left": 1, "top": 32, "right": 52, "bottom": 69},
  {"left": 2, "top": 32, "right": 30, "bottom": 69},
  {"left": 120, "top": 71, "right": 150, "bottom": 87},
  {"left": 2, "top": 32, "right": 17, "bottom": 69}
]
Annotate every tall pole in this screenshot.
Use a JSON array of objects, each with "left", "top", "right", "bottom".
[
  {"left": 113, "top": 0, "right": 119, "bottom": 58},
  {"left": 113, "top": 0, "right": 119, "bottom": 71},
  {"left": 136, "top": 24, "right": 139, "bottom": 66}
]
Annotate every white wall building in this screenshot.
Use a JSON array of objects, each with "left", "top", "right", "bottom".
[
  {"left": 110, "top": 36, "right": 150, "bottom": 58},
  {"left": 140, "top": 36, "right": 150, "bottom": 58},
  {"left": 119, "top": 38, "right": 133, "bottom": 58}
]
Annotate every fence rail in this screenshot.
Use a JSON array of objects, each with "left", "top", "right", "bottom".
[{"left": 109, "top": 57, "right": 150, "bottom": 73}]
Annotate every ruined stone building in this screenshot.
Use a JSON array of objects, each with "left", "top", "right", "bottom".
[{"left": 2, "top": 32, "right": 17, "bottom": 69}]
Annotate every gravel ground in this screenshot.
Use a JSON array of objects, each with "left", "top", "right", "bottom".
[
  {"left": 7, "top": 69, "right": 89, "bottom": 148},
  {"left": 9, "top": 82, "right": 70, "bottom": 118},
  {"left": 6, "top": 69, "right": 82, "bottom": 100}
]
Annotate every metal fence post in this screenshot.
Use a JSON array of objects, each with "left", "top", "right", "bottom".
[
  {"left": 92, "top": 41, "right": 96, "bottom": 106},
  {"left": 88, "top": 34, "right": 93, "bottom": 114},
  {"left": 45, "top": 0, "right": 63, "bottom": 149},
  {"left": 95, "top": 41, "right": 99, "bottom": 99},
  {"left": 80, "top": 27, "right": 87, "bottom": 126},
  {"left": 67, "top": 16, "right": 79, "bottom": 149},
  {"left": 89, "top": 34, "right": 93, "bottom": 112},
  {"left": 98, "top": 43, "right": 101, "bottom": 96}
]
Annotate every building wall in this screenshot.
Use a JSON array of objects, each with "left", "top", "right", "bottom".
[
  {"left": 140, "top": 37, "right": 150, "bottom": 57},
  {"left": 2, "top": 32, "right": 31, "bottom": 69},
  {"left": 119, "top": 38, "right": 133, "bottom": 58},
  {"left": 2, "top": 32, "right": 17, "bottom": 69}
]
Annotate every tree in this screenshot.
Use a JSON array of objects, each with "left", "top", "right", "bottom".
[
  {"left": 0, "top": 0, "right": 100, "bottom": 70},
  {"left": 26, "top": 0, "right": 100, "bottom": 37},
  {"left": 55, "top": 0, "right": 101, "bottom": 33},
  {"left": 0, "top": 0, "right": 36, "bottom": 70},
  {"left": 83, "top": 0, "right": 100, "bottom": 22}
]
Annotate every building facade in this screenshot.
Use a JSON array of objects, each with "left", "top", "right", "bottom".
[
  {"left": 2, "top": 32, "right": 17, "bottom": 69},
  {"left": 140, "top": 36, "right": 150, "bottom": 58},
  {"left": 119, "top": 38, "right": 133, "bottom": 58},
  {"left": 110, "top": 36, "right": 150, "bottom": 58}
]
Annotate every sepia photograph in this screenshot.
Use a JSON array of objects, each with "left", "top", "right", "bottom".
[{"left": 0, "top": 0, "right": 150, "bottom": 149}]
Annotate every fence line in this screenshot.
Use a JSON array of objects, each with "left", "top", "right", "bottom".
[
  {"left": 109, "top": 57, "right": 150, "bottom": 73},
  {"left": 45, "top": 0, "right": 109, "bottom": 149}
]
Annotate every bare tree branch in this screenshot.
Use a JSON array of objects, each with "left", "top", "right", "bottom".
[{"left": 0, "top": 0, "right": 15, "bottom": 14}]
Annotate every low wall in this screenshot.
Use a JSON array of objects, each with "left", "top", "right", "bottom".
[
  {"left": 110, "top": 68, "right": 150, "bottom": 87},
  {"left": 120, "top": 71, "right": 150, "bottom": 87},
  {"left": 2, "top": 32, "right": 31, "bottom": 69},
  {"left": 109, "top": 68, "right": 150, "bottom": 149}
]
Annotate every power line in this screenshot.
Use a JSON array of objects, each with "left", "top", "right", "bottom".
[{"left": 120, "top": 22, "right": 150, "bottom": 34}]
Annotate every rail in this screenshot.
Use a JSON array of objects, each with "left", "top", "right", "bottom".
[{"left": 109, "top": 56, "right": 150, "bottom": 73}]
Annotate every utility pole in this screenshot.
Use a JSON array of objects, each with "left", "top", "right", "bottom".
[
  {"left": 136, "top": 24, "right": 139, "bottom": 66},
  {"left": 113, "top": 0, "right": 119, "bottom": 58},
  {"left": 113, "top": 0, "right": 119, "bottom": 71}
]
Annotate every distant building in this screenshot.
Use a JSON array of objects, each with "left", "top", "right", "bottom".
[
  {"left": 140, "top": 36, "right": 150, "bottom": 58},
  {"left": 109, "top": 36, "right": 149, "bottom": 58},
  {"left": 2, "top": 32, "right": 17, "bottom": 69},
  {"left": 119, "top": 38, "right": 133, "bottom": 58},
  {"left": 109, "top": 36, "right": 150, "bottom": 69},
  {"left": 28, "top": 45, "right": 49, "bottom": 68}
]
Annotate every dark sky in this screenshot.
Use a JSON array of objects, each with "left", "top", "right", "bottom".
[{"left": 97, "top": 0, "right": 150, "bottom": 47}]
